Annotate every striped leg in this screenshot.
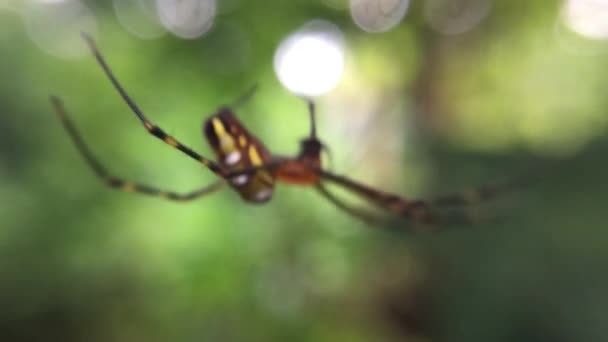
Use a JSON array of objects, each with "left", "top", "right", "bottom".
[
  {"left": 316, "top": 183, "right": 386, "bottom": 224},
  {"left": 318, "top": 170, "right": 511, "bottom": 225},
  {"left": 429, "top": 174, "right": 531, "bottom": 207},
  {"left": 317, "top": 170, "right": 437, "bottom": 224},
  {"left": 51, "top": 96, "right": 224, "bottom": 201},
  {"left": 296, "top": 101, "right": 502, "bottom": 225},
  {"left": 103, "top": 178, "right": 224, "bottom": 201},
  {"left": 316, "top": 182, "right": 484, "bottom": 230},
  {"left": 81, "top": 33, "right": 224, "bottom": 176}
]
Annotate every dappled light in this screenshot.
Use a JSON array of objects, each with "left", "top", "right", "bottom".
[
  {"left": 23, "top": 0, "right": 97, "bottom": 59},
  {"left": 274, "top": 20, "right": 346, "bottom": 96},
  {"left": 424, "top": 0, "right": 492, "bottom": 35},
  {"left": 350, "top": 0, "right": 410, "bottom": 33},
  {"left": 2, "top": 1, "right": 608, "bottom": 341},
  {"left": 562, "top": 0, "right": 608, "bottom": 40},
  {"left": 156, "top": 0, "right": 216, "bottom": 39},
  {"left": 113, "top": 0, "right": 166, "bottom": 39}
]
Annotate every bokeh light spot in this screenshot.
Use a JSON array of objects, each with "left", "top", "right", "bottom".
[
  {"left": 322, "top": 0, "right": 349, "bottom": 10},
  {"left": 156, "top": 0, "right": 216, "bottom": 39},
  {"left": 114, "top": 0, "right": 166, "bottom": 40},
  {"left": 274, "top": 20, "right": 346, "bottom": 96},
  {"left": 350, "top": 0, "right": 410, "bottom": 33},
  {"left": 562, "top": 0, "right": 608, "bottom": 40},
  {"left": 424, "top": 0, "right": 492, "bottom": 35},
  {"left": 35, "top": 0, "right": 65, "bottom": 3},
  {"left": 24, "top": 0, "right": 98, "bottom": 59}
]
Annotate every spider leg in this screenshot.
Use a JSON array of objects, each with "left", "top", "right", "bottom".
[
  {"left": 318, "top": 182, "right": 492, "bottom": 230},
  {"left": 306, "top": 98, "right": 317, "bottom": 139},
  {"left": 319, "top": 143, "right": 334, "bottom": 170},
  {"left": 317, "top": 169, "right": 438, "bottom": 223},
  {"left": 81, "top": 33, "right": 224, "bottom": 177},
  {"left": 51, "top": 96, "right": 225, "bottom": 201},
  {"left": 298, "top": 101, "right": 505, "bottom": 226},
  {"left": 316, "top": 183, "right": 387, "bottom": 224},
  {"left": 318, "top": 169, "right": 512, "bottom": 226},
  {"left": 230, "top": 84, "right": 259, "bottom": 109},
  {"left": 429, "top": 173, "right": 531, "bottom": 207}
]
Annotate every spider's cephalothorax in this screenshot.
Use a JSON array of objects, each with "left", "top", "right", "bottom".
[
  {"left": 274, "top": 135, "right": 323, "bottom": 186},
  {"left": 50, "top": 34, "right": 519, "bottom": 227}
]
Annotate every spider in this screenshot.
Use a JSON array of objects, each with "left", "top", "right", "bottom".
[{"left": 51, "top": 34, "right": 516, "bottom": 226}]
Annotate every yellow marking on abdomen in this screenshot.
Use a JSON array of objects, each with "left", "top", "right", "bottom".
[
  {"left": 260, "top": 171, "right": 274, "bottom": 185},
  {"left": 239, "top": 135, "right": 247, "bottom": 147},
  {"left": 212, "top": 118, "right": 227, "bottom": 135},
  {"left": 212, "top": 118, "right": 235, "bottom": 152},
  {"left": 249, "top": 145, "right": 263, "bottom": 166}
]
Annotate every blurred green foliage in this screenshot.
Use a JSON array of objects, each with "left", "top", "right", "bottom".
[{"left": 1, "top": 0, "right": 608, "bottom": 341}]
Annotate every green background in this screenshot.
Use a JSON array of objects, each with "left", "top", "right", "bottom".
[{"left": 1, "top": 1, "right": 608, "bottom": 341}]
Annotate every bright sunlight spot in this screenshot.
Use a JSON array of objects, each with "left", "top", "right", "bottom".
[
  {"left": 562, "top": 0, "right": 608, "bottom": 40},
  {"left": 274, "top": 20, "right": 346, "bottom": 97}
]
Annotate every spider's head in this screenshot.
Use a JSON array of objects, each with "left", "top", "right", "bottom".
[{"left": 298, "top": 137, "right": 322, "bottom": 164}]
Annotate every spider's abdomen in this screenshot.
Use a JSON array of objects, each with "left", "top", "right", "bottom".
[{"left": 204, "top": 108, "right": 275, "bottom": 203}]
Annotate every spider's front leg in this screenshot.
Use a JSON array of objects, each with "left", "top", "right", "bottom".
[{"left": 81, "top": 33, "right": 225, "bottom": 177}]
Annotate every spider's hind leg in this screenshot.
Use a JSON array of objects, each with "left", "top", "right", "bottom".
[
  {"left": 429, "top": 172, "right": 532, "bottom": 208},
  {"left": 51, "top": 96, "right": 225, "bottom": 202}
]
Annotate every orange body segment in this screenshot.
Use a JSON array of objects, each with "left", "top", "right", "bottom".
[{"left": 275, "top": 160, "right": 320, "bottom": 185}]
